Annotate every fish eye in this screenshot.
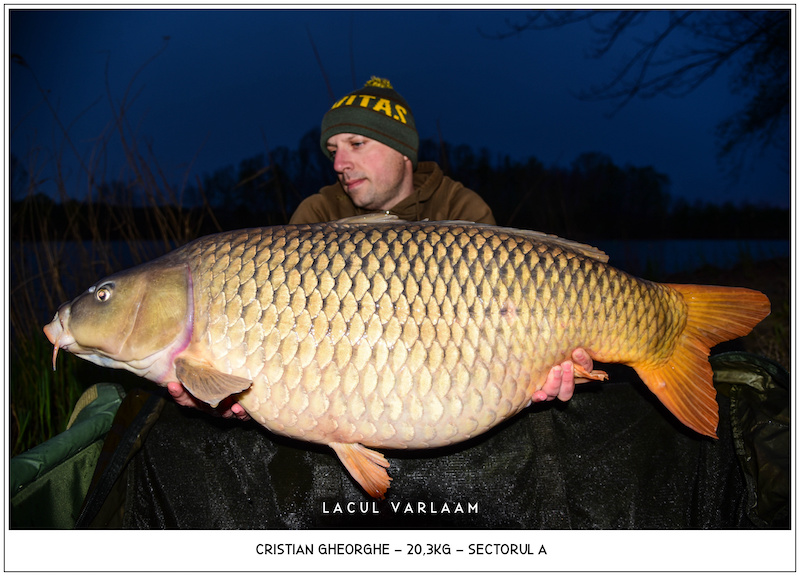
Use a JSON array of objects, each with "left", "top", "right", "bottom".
[{"left": 95, "top": 283, "right": 114, "bottom": 302}]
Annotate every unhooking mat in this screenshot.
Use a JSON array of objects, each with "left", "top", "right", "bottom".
[{"left": 107, "top": 352, "right": 791, "bottom": 529}]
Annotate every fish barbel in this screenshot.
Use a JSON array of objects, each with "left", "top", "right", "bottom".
[{"left": 43, "top": 218, "right": 770, "bottom": 498}]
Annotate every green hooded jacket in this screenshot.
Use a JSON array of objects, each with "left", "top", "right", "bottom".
[{"left": 289, "top": 161, "right": 495, "bottom": 225}]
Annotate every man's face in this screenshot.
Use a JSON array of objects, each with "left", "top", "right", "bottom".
[{"left": 325, "top": 133, "right": 412, "bottom": 211}]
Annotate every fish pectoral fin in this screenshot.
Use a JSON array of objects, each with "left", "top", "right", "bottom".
[
  {"left": 329, "top": 442, "right": 392, "bottom": 499},
  {"left": 174, "top": 357, "right": 252, "bottom": 408}
]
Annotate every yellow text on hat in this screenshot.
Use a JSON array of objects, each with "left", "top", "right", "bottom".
[{"left": 330, "top": 95, "right": 409, "bottom": 124}]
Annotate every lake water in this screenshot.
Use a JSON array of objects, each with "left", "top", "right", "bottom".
[{"left": 595, "top": 238, "right": 791, "bottom": 277}]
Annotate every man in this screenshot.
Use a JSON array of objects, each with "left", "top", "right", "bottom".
[
  {"left": 290, "top": 76, "right": 495, "bottom": 224},
  {"left": 167, "top": 77, "right": 594, "bottom": 418}
]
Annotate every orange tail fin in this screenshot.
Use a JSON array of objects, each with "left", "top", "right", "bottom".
[{"left": 632, "top": 284, "right": 770, "bottom": 438}]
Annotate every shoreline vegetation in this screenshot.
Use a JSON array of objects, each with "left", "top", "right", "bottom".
[{"left": 10, "top": 188, "right": 790, "bottom": 244}]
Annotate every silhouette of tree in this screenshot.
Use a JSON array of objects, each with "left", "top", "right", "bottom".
[
  {"left": 559, "top": 152, "right": 671, "bottom": 239},
  {"left": 291, "top": 127, "right": 335, "bottom": 206},
  {"left": 201, "top": 164, "right": 237, "bottom": 210},
  {"left": 491, "top": 10, "right": 790, "bottom": 164},
  {"left": 10, "top": 154, "right": 30, "bottom": 202}
]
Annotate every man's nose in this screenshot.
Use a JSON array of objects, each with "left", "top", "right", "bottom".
[{"left": 333, "top": 149, "right": 352, "bottom": 173}]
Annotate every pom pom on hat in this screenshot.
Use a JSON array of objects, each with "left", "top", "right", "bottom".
[
  {"left": 320, "top": 76, "right": 419, "bottom": 168},
  {"left": 364, "top": 76, "right": 394, "bottom": 89}
]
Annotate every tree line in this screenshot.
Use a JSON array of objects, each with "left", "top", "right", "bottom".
[{"left": 11, "top": 130, "right": 789, "bottom": 243}]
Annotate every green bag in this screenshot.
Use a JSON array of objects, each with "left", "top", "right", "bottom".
[
  {"left": 9, "top": 383, "right": 125, "bottom": 528},
  {"left": 712, "top": 352, "right": 791, "bottom": 527}
]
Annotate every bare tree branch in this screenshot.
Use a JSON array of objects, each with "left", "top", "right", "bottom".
[{"left": 489, "top": 10, "right": 790, "bottom": 162}]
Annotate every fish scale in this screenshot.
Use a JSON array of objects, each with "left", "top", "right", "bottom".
[
  {"left": 187, "top": 224, "right": 641, "bottom": 448},
  {"left": 43, "top": 219, "right": 770, "bottom": 498}
]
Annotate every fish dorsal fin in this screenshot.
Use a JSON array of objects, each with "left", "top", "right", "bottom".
[
  {"left": 334, "top": 213, "right": 402, "bottom": 224},
  {"left": 174, "top": 357, "right": 252, "bottom": 407},
  {"left": 329, "top": 442, "right": 392, "bottom": 499}
]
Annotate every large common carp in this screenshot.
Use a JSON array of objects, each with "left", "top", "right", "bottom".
[{"left": 44, "top": 218, "right": 770, "bottom": 498}]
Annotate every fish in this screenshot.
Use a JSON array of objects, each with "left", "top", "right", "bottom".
[{"left": 43, "top": 217, "right": 770, "bottom": 498}]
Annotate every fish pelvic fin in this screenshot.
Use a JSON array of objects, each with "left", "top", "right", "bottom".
[
  {"left": 633, "top": 284, "right": 770, "bottom": 438},
  {"left": 573, "top": 364, "right": 609, "bottom": 382},
  {"left": 330, "top": 442, "right": 392, "bottom": 499},
  {"left": 174, "top": 357, "right": 252, "bottom": 408}
]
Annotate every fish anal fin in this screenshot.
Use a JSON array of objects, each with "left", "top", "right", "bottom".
[
  {"left": 330, "top": 442, "right": 392, "bottom": 499},
  {"left": 174, "top": 357, "right": 252, "bottom": 407},
  {"left": 633, "top": 284, "right": 770, "bottom": 438}
]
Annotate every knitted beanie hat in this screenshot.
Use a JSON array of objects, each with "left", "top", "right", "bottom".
[{"left": 320, "top": 77, "right": 419, "bottom": 168}]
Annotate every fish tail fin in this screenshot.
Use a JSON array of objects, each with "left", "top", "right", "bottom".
[{"left": 632, "top": 284, "right": 770, "bottom": 438}]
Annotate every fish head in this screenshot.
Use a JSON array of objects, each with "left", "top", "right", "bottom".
[{"left": 43, "top": 261, "right": 193, "bottom": 380}]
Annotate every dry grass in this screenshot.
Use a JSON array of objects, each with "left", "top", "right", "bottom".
[{"left": 10, "top": 48, "right": 221, "bottom": 455}]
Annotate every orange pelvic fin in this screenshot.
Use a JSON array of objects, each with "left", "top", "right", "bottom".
[
  {"left": 574, "top": 364, "right": 608, "bottom": 382},
  {"left": 632, "top": 284, "right": 770, "bottom": 438},
  {"left": 330, "top": 442, "right": 392, "bottom": 499}
]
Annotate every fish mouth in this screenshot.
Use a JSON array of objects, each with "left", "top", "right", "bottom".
[{"left": 43, "top": 307, "right": 76, "bottom": 370}]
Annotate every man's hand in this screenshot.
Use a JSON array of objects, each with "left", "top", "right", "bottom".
[
  {"left": 166, "top": 381, "right": 251, "bottom": 421},
  {"left": 532, "top": 348, "right": 594, "bottom": 403}
]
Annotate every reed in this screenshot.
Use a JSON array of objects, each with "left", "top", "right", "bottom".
[{"left": 10, "top": 49, "right": 223, "bottom": 456}]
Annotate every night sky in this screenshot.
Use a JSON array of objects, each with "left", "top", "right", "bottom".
[{"left": 9, "top": 8, "right": 791, "bottom": 210}]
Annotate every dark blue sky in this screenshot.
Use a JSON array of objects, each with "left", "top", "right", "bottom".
[{"left": 10, "top": 8, "right": 790, "bottom": 209}]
